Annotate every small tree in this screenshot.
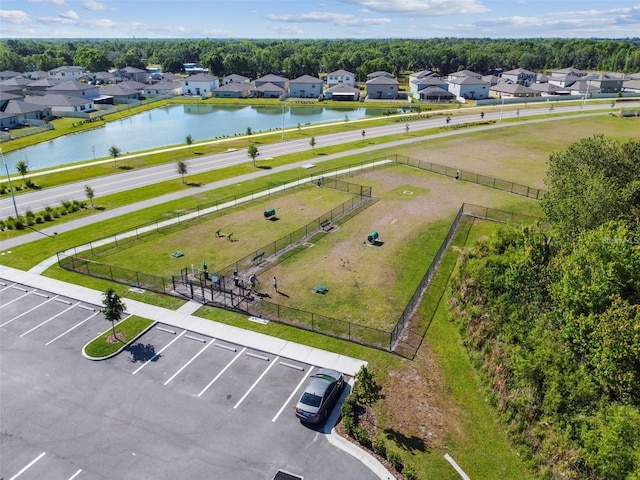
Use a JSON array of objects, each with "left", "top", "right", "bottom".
[
  {"left": 361, "top": 129, "right": 366, "bottom": 140},
  {"left": 309, "top": 136, "right": 316, "bottom": 151},
  {"left": 246, "top": 126, "right": 252, "bottom": 136},
  {"left": 405, "top": 123, "right": 410, "bottom": 134},
  {"left": 176, "top": 160, "right": 189, "bottom": 183},
  {"left": 84, "top": 184, "right": 95, "bottom": 207},
  {"left": 108, "top": 145, "right": 121, "bottom": 168},
  {"left": 15, "top": 160, "right": 29, "bottom": 184},
  {"left": 185, "top": 134, "right": 193, "bottom": 153},
  {"left": 101, "top": 288, "right": 126, "bottom": 341},
  {"left": 247, "top": 143, "right": 259, "bottom": 167},
  {"left": 353, "top": 365, "right": 385, "bottom": 407}
]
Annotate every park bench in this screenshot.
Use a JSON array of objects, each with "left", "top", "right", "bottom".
[
  {"left": 313, "top": 285, "right": 328, "bottom": 294},
  {"left": 264, "top": 208, "right": 276, "bottom": 219},
  {"left": 252, "top": 251, "right": 265, "bottom": 263},
  {"left": 320, "top": 219, "right": 332, "bottom": 231},
  {"left": 171, "top": 251, "right": 184, "bottom": 258}
]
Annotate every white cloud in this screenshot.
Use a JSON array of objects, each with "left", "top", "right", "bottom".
[
  {"left": 265, "top": 11, "right": 390, "bottom": 27},
  {"left": 60, "top": 10, "right": 79, "bottom": 20},
  {"left": 340, "top": 0, "right": 490, "bottom": 16},
  {"left": 27, "top": 0, "right": 66, "bottom": 5},
  {"left": 82, "top": 0, "right": 107, "bottom": 11},
  {"left": 0, "top": 10, "right": 31, "bottom": 24}
]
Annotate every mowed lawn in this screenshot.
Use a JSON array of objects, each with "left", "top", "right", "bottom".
[
  {"left": 89, "top": 185, "right": 354, "bottom": 277},
  {"left": 252, "top": 164, "right": 541, "bottom": 330}
]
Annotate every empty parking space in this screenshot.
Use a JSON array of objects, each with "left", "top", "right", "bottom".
[{"left": 2, "top": 450, "right": 83, "bottom": 480}]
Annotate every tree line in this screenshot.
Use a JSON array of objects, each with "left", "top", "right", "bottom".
[
  {"left": 1, "top": 38, "right": 639, "bottom": 80},
  {"left": 451, "top": 135, "right": 640, "bottom": 479}
]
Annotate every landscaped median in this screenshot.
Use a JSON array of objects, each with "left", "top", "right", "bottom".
[{"left": 82, "top": 315, "right": 155, "bottom": 360}]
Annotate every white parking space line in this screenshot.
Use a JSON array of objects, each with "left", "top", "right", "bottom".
[
  {"left": 0, "top": 289, "right": 37, "bottom": 311},
  {"left": 45, "top": 311, "right": 100, "bottom": 346},
  {"left": 0, "top": 296, "right": 58, "bottom": 327},
  {"left": 197, "top": 347, "right": 246, "bottom": 398},
  {"left": 68, "top": 469, "right": 83, "bottom": 480},
  {"left": 131, "top": 330, "right": 186, "bottom": 375},
  {"left": 233, "top": 356, "right": 280, "bottom": 410},
  {"left": 163, "top": 339, "right": 215, "bottom": 386},
  {"left": 8, "top": 451, "right": 46, "bottom": 480},
  {"left": 20, "top": 302, "right": 79, "bottom": 337},
  {"left": 33, "top": 292, "right": 50, "bottom": 298},
  {"left": 272, "top": 367, "right": 314, "bottom": 423}
]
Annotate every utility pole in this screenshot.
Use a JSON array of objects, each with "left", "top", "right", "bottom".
[{"left": 1, "top": 148, "right": 20, "bottom": 219}]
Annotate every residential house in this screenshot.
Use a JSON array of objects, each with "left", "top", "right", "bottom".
[
  {"left": 410, "top": 75, "right": 447, "bottom": 97},
  {"left": 550, "top": 67, "right": 588, "bottom": 78},
  {"left": 500, "top": 68, "right": 537, "bottom": 86},
  {"left": 118, "top": 66, "right": 149, "bottom": 84},
  {"left": 622, "top": 77, "right": 640, "bottom": 93},
  {"left": 418, "top": 86, "right": 455, "bottom": 103},
  {"left": 24, "top": 94, "right": 95, "bottom": 117},
  {"left": 588, "top": 73, "right": 625, "bottom": 93},
  {"left": 143, "top": 81, "right": 183, "bottom": 98},
  {"left": 365, "top": 76, "right": 399, "bottom": 100},
  {"left": 94, "top": 71, "right": 117, "bottom": 85},
  {"left": 366, "top": 71, "right": 394, "bottom": 80},
  {"left": 326, "top": 70, "right": 355, "bottom": 88},
  {"left": 2, "top": 99, "right": 53, "bottom": 128},
  {"left": 446, "top": 75, "right": 490, "bottom": 100},
  {"left": 251, "top": 82, "right": 285, "bottom": 99},
  {"left": 481, "top": 74, "right": 501, "bottom": 87},
  {"left": 0, "top": 76, "right": 32, "bottom": 94},
  {"left": 25, "top": 78, "right": 60, "bottom": 96},
  {"left": 529, "top": 82, "right": 566, "bottom": 96},
  {"left": 490, "top": 83, "right": 540, "bottom": 99},
  {"left": 46, "top": 80, "right": 100, "bottom": 99},
  {"left": 181, "top": 73, "right": 220, "bottom": 98},
  {"left": 447, "top": 69, "right": 482, "bottom": 81},
  {"left": 254, "top": 74, "right": 289, "bottom": 90},
  {"left": 325, "top": 83, "right": 360, "bottom": 101},
  {"left": 289, "top": 75, "right": 324, "bottom": 98},
  {"left": 212, "top": 83, "right": 253, "bottom": 98},
  {"left": 25, "top": 71, "right": 49, "bottom": 80},
  {"left": 222, "top": 74, "right": 251, "bottom": 85},
  {"left": 98, "top": 83, "right": 142, "bottom": 104},
  {"left": 48, "top": 66, "right": 84, "bottom": 81},
  {"left": 0, "top": 70, "right": 22, "bottom": 80}
]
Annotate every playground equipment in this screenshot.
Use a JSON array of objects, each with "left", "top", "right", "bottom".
[
  {"left": 367, "top": 231, "right": 379, "bottom": 244},
  {"left": 264, "top": 208, "right": 276, "bottom": 219}
]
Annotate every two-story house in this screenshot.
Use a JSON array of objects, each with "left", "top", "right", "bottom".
[
  {"left": 500, "top": 68, "right": 537, "bottom": 86},
  {"left": 289, "top": 75, "right": 324, "bottom": 98},
  {"left": 326, "top": 70, "right": 356, "bottom": 88},
  {"left": 181, "top": 73, "right": 220, "bottom": 98},
  {"left": 48, "top": 66, "right": 84, "bottom": 81},
  {"left": 365, "top": 76, "right": 399, "bottom": 100}
]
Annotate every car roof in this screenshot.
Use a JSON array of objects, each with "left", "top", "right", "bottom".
[
  {"left": 305, "top": 376, "right": 332, "bottom": 397},
  {"left": 314, "top": 368, "right": 341, "bottom": 381}
]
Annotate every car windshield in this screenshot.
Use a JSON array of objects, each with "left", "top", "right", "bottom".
[{"left": 300, "top": 392, "right": 322, "bottom": 407}]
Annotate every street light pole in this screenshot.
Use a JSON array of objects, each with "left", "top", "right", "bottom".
[
  {"left": 281, "top": 105, "right": 285, "bottom": 141},
  {"left": 1, "top": 148, "right": 20, "bottom": 219}
]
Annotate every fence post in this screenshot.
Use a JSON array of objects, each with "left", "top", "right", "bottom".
[
  {"left": 109, "top": 265, "right": 113, "bottom": 281},
  {"left": 136, "top": 271, "right": 140, "bottom": 287}
]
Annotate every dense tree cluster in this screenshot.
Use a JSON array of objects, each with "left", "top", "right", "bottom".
[
  {"left": 451, "top": 136, "right": 640, "bottom": 479},
  {"left": 1, "top": 38, "right": 639, "bottom": 79}
]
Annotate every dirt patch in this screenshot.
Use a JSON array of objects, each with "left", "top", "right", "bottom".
[{"left": 106, "top": 331, "right": 125, "bottom": 343}]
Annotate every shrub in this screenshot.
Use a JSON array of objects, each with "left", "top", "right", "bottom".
[
  {"left": 35, "top": 215, "right": 44, "bottom": 224},
  {"left": 341, "top": 393, "right": 357, "bottom": 418},
  {"left": 53, "top": 208, "right": 61, "bottom": 218},
  {"left": 61, "top": 200, "right": 72, "bottom": 211},
  {"left": 25, "top": 210, "right": 35, "bottom": 220},
  {"left": 372, "top": 435, "right": 387, "bottom": 458},
  {"left": 352, "top": 425, "right": 370, "bottom": 447},
  {"left": 5, "top": 216, "right": 15, "bottom": 229},
  {"left": 42, "top": 211, "right": 52, "bottom": 221},
  {"left": 403, "top": 464, "right": 418, "bottom": 480},
  {"left": 342, "top": 415, "right": 356, "bottom": 436},
  {"left": 72, "top": 199, "right": 84, "bottom": 210},
  {"left": 15, "top": 217, "right": 25, "bottom": 229},
  {"left": 0, "top": 219, "right": 5, "bottom": 230},
  {"left": 387, "top": 449, "right": 403, "bottom": 472}
]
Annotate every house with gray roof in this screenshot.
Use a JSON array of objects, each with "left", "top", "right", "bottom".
[
  {"left": 25, "top": 78, "right": 59, "bottom": 96},
  {"left": 418, "top": 86, "right": 455, "bottom": 103},
  {"left": 410, "top": 75, "right": 447, "bottom": 97},
  {"left": 254, "top": 74, "right": 289, "bottom": 90},
  {"left": 289, "top": 75, "right": 324, "bottom": 99},
  {"left": 2, "top": 99, "right": 53, "bottom": 127},
  {"left": 448, "top": 70, "right": 482, "bottom": 81},
  {"left": 366, "top": 71, "right": 394, "bottom": 80},
  {"left": 118, "top": 66, "right": 148, "bottom": 83},
  {"left": 0, "top": 70, "right": 22, "bottom": 80},
  {"left": 25, "top": 94, "right": 95, "bottom": 117},
  {"left": 251, "top": 82, "right": 285, "bottom": 99},
  {"left": 490, "top": 83, "right": 540, "bottom": 99},
  {"left": 500, "top": 68, "right": 537, "bottom": 86},
  {"left": 181, "top": 73, "right": 220, "bottom": 98},
  {"left": 446, "top": 75, "right": 490, "bottom": 100},
  {"left": 327, "top": 70, "right": 355, "bottom": 88},
  {"left": 143, "top": 81, "right": 183, "bottom": 98},
  {"left": 212, "top": 82, "right": 253, "bottom": 98},
  {"left": 529, "top": 82, "right": 566, "bottom": 96},
  {"left": 98, "top": 84, "right": 142, "bottom": 104},
  {"left": 365, "top": 76, "right": 399, "bottom": 100},
  {"left": 223, "top": 74, "right": 251, "bottom": 85},
  {"left": 48, "top": 66, "right": 84, "bottom": 81},
  {"left": 46, "top": 80, "right": 100, "bottom": 99},
  {"left": 325, "top": 83, "right": 360, "bottom": 101},
  {"left": 588, "top": 73, "right": 625, "bottom": 93}
]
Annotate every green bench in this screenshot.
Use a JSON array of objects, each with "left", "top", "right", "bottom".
[
  {"left": 320, "top": 219, "right": 332, "bottom": 231},
  {"left": 171, "top": 251, "right": 184, "bottom": 258},
  {"left": 313, "top": 284, "right": 328, "bottom": 294}
]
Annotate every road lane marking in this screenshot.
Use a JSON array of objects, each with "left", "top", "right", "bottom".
[
  {"left": 8, "top": 451, "right": 46, "bottom": 480},
  {"left": 197, "top": 347, "right": 246, "bottom": 397},
  {"left": 45, "top": 311, "right": 100, "bottom": 345},
  {"left": 272, "top": 366, "right": 314, "bottom": 423},
  {"left": 164, "top": 338, "right": 215, "bottom": 386},
  {"left": 0, "top": 295, "right": 58, "bottom": 327},
  {"left": 20, "top": 302, "right": 79, "bottom": 337},
  {"left": 234, "top": 355, "right": 280, "bottom": 410},
  {"left": 131, "top": 330, "right": 186, "bottom": 375},
  {"left": 67, "top": 469, "right": 83, "bottom": 479}
]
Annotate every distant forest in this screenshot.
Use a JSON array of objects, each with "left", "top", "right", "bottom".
[{"left": 1, "top": 38, "right": 639, "bottom": 79}]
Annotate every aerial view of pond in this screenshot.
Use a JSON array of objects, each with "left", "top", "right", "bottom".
[{"left": 3, "top": 104, "right": 389, "bottom": 171}]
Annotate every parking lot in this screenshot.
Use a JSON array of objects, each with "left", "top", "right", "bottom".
[{"left": 0, "top": 278, "right": 379, "bottom": 480}]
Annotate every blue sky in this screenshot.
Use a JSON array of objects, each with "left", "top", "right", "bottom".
[{"left": 1, "top": 0, "right": 639, "bottom": 39}]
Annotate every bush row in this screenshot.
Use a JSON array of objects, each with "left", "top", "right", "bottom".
[
  {"left": 0, "top": 200, "right": 87, "bottom": 231},
  {"left": 340, "top": 393, "right": 418, "bottom": 480}
]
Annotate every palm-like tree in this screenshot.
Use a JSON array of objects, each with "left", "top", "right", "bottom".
[
  {"left": 15, "top": 160, "right": 28, "bottom": 184},
  {"left": 185, "top": 134, "right": 193, "bottom": 153}
]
